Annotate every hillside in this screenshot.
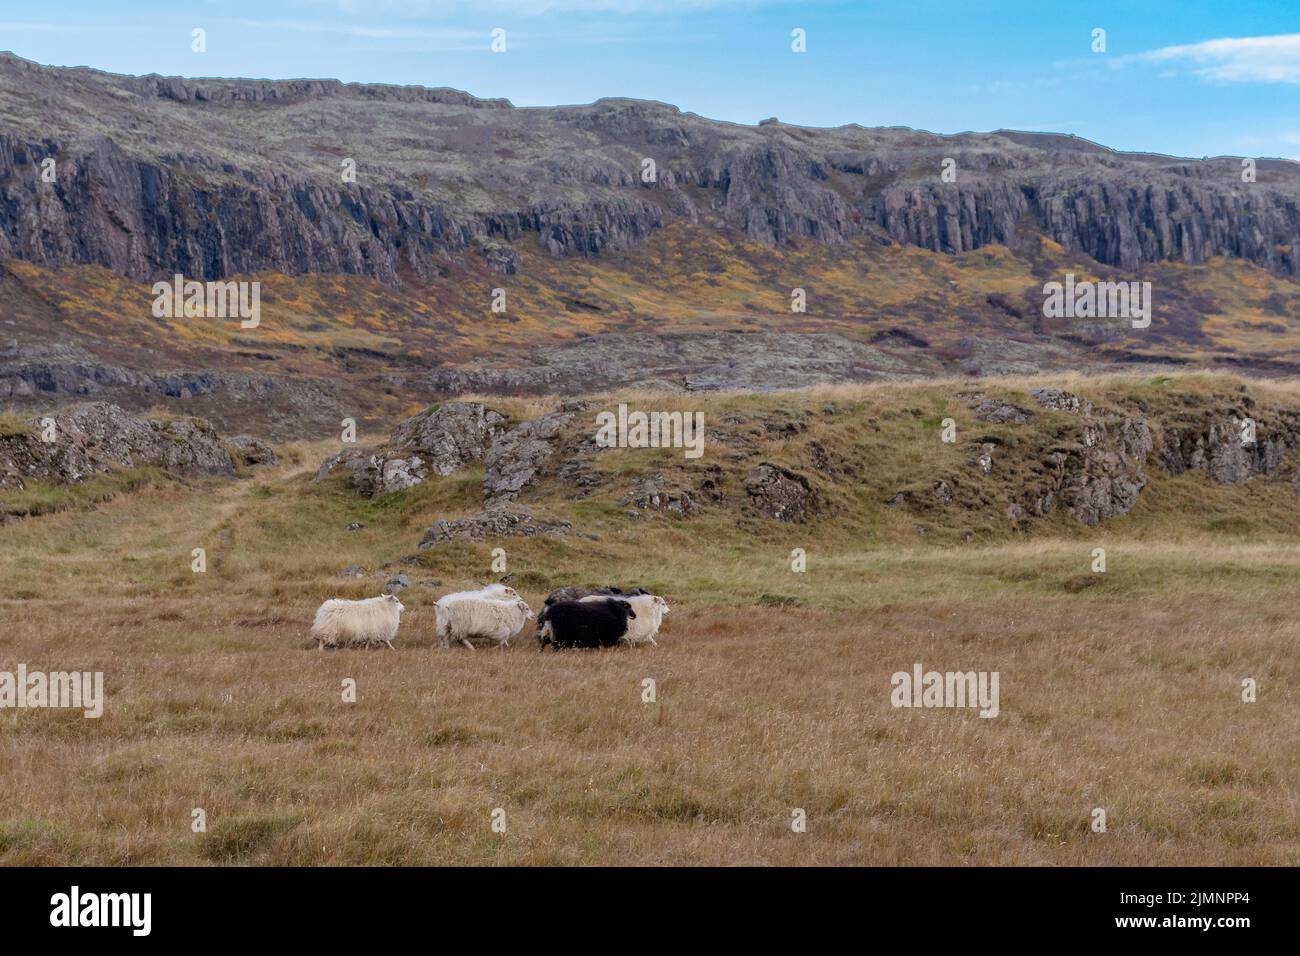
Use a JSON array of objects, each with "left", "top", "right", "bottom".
[
  {"left": 2, "top": 372, "right": 1297, "bottom": 865},
  {"left": 4, "top": 52, "right": 1299, "bottom": 282},
  {"left": 4, "top": 54, "right": 1300, "bottom": 438},
  {"left": 12, "top": 372, "right": 1300, "bottom": 548}
]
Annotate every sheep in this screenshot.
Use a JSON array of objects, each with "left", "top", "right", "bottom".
[
  {"left": 436, "top": 583, "right": 520, "bottom": 609},
  {"left": 536, "top": 598, "right": 637, "bottom": 650},
  {"left": 538, "top": 586, "right": 649, "bottom": 643},
  {"left": 436, "top": 597, "right": 535, "bottom": 650},
  {"left": 581, "top": 592, "right": 669, "bottom": 646},
  {"left": 311, "top": 594, "right": 405, "bottom": 650}
]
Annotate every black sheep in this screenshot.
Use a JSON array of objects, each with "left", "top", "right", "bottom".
[{"left": 537, "top": 598, "right": 637, "bottom": 650}]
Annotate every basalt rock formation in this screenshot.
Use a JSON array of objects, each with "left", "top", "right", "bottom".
[{"left": 2, "top": 52, "right": 1299, "bottom": 286}]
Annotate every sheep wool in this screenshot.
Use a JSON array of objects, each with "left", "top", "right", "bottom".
[
  {"left": 312, "top": 594, "right": 405, "bottom": 649},
  {"left": 435, "top": 583, "right": 519, "bottom": 608},
  {"left": 436, "top": 597, "right": 535, "bottom": 649}
]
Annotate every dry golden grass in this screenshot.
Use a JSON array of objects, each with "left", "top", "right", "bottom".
[
  {"left": 7, "top": 224, "right": 1300, "bottom": 389},
  {"left": 2, "top": 375, "right": 1298, "bottom": 865}
]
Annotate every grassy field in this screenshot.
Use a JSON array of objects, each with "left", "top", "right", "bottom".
[{"left": 1, "top": 376, "right": 1298, "bottom": 865}]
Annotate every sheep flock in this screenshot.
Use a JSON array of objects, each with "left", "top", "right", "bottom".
[{"left": 310, "top": 584, "right": 670, "bottom": 651}]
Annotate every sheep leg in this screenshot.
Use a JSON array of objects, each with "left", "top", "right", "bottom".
[
  {"left": 460, "top": 638, "right": 475, "bottom": 651},
  {"left": 646, "top": 636, "right": 658, "bottom": 646},
  {"left": 384, "top": 640, "right": 395, "bottom": 650}
]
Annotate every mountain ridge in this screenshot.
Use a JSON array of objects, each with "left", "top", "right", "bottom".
[{"left": 4, "top": 51, "right": 1300, "bottom": 286}]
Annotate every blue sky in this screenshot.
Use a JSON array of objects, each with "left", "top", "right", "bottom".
[{"left": 5, "top": 0, "right": 1300, "bottom": 159}]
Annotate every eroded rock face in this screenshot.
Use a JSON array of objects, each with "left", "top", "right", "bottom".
[
  {"left": 0, "top": 402, "right": 271, "bottom": 489},
  {"left": 315, "top": 401, "right": 508, "bottom": 496},
  {"left": 1160, "top": 418, "right": 1295, "bottom": 484},
  {"left": 389, "top": 402, "right": 508, "bottom": 476},
  {"left": 315, "top": 398, "right": 583, "bottom": 507},
  {"left": 483, "top": 408, "right": 579, "bottom": 505},
  {"left": 744, "top": 462, "right": 817, "bottom": 522},
  {"left": 7, "top": 53, "right": 1295, "bottom": 286},
  {"left": 1039, "top": 418, "right": 1153, "bottom": 526},
  {"left": 1018, "top": 391, "right": 1154, "bottom": 525}
]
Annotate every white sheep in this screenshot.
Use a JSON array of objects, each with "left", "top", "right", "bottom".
[
  {"left": 581, "top": 592, "right": 669, "bottom": 645},
  {"left": 311, "top": 594, "right": 405, "bottom": 649},
  {"left": 435, "top": 583, "right": 520, "bottom": 609},
  {"left": 436, "top": 597, "right": 534, "bottom": 650}
]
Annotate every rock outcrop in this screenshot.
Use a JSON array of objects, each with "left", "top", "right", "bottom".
[
  {"left": 418, "top": 507, "right": 571, "bottom": 545},
  {"left": 427, "top": 331, "right": 935, "bottom": 395},
  {"left": 315, "top": 401, "right": 509, "bottom": 496},
  {"left": 1160, "top": 415, "right": 1300, "bottom": 484},
  {"left": 389, "top": 402, "right": 508, "bottom": 476},
  {"left": 483, "top": 406, "right": 581, "bottom": 505},
  {"left": 319, "top": 383, "right": 1300, "bottom": 543},
  {"left": 619, "top": 475, "right": 700, "bottom": 517},
  {"left": 744, "top": 462, "right": 818, "bottom": 522},
  {"left": 0, "top": 402, "right": 273, "bottom": 489},
  {"left": 1037, "top": 416, "right": 1154, "bottom": 526}
]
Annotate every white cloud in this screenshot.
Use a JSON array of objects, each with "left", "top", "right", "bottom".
[{"left": 1132, "top": 34, "right": 1300, "bottom": 84}]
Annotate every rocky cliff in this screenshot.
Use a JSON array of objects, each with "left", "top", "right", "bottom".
[{"left": 2, "top": 52, "right": 1298, "bottom": 285}]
